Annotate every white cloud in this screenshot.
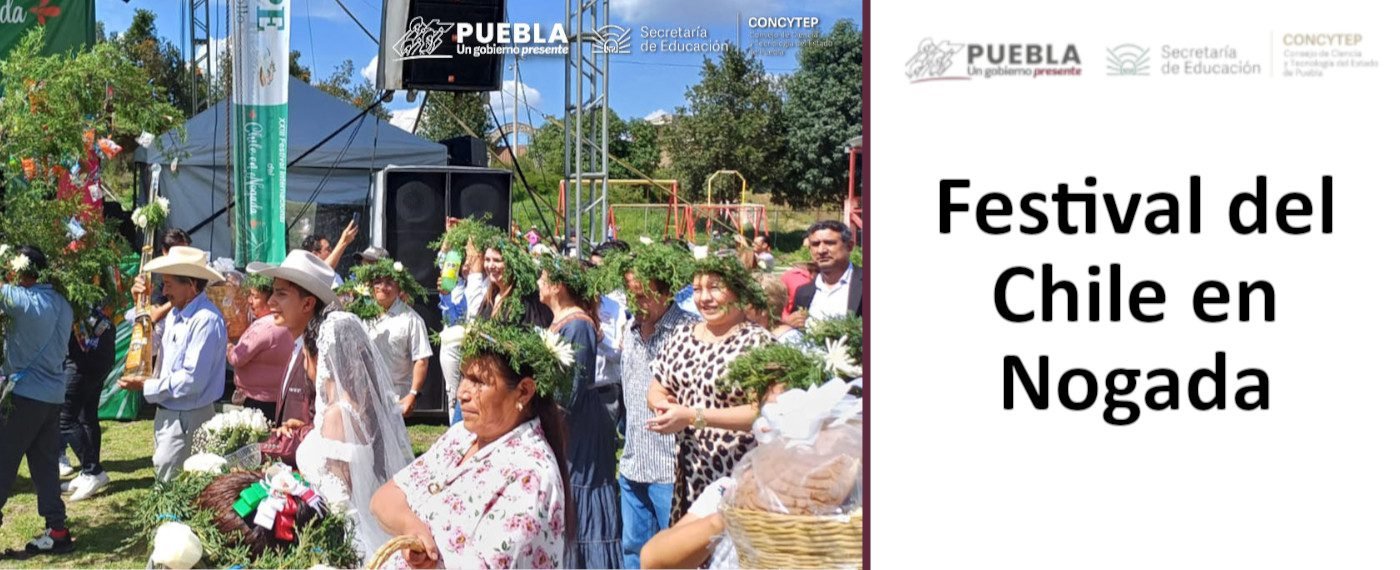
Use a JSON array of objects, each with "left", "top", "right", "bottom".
[
  {"left": 303, "top": 1, "right": 353, "bottom": 22},
  {"left": 361, "top": 55, "right": 379, "bottom": 83},
  {"left": 613, "top": 0, "right": 782, "bottom": 24},
  {"left": 487, "top": 79, "right": 543, "bottom": 124},
  {"left": 644, "top": 108, "right": 670, "bottom": 123},
  {"left": 389, "top": 106, "right": 422, "bottom": 133}
]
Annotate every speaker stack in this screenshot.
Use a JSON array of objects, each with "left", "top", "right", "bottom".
[{"left": 371, "top": 166, "right": 512, "bottom": 415}]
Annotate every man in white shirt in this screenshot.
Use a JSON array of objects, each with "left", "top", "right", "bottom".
[
  {"left": 364, "top": 268, "right": 433, "bottom": 417},
  {"left": 300, "top": 219, "right": 359, "bottom": 287},
  {"left": 792, "top": 220, "right": 863, "bottom": 322},
  {"left": 753, "top": 234, "right": 776, "bottom": 272},
  {"left": 591, "top": 239, "right": 633, "bottom": 428}
]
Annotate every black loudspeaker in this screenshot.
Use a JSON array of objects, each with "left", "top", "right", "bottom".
[
  {"left": 376, "top": 166, "right": 510, "bottom": 417},
  {"left": 402, "top": 0, "right": 505, "bottom": 92},
  {"left": 378, "top": 166, "right": 511, "bottom": 285},
  {"left": 449, "top": 169, "right": 512, "bottom": 225},
  {"left": 441, "top": 135, "right": 489, "bottom": 167}
]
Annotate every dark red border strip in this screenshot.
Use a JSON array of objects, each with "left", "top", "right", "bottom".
[{"left": 860, "top": 0, "right": 871, "bottom": 567}]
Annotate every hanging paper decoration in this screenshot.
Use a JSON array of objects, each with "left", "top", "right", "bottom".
[
  {"left": 97, "top": 138, "right": 122, "bottom": 159},
  {"left": 66, "top": 217, "right": 86, "bottom": 241}
]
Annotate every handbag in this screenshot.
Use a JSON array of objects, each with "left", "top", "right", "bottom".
[{"left": 259, "top": 428, "right": 303, "bottom": 466}]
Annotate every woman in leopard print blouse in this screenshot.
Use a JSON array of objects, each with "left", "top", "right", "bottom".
[{"left": 647, "top": 259, "right": 774, "bottom": 523}]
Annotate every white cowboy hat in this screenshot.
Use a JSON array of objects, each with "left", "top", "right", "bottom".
[
  {"left": 144, "top": 246, "right": 225, "bottom": 283},
  {"left": 247, "top": 250, "right": 339, "bottom": 306}
]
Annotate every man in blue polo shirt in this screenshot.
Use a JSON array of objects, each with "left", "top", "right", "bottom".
[{"left": 0, "top": 246, "right": 76, "bottom": 556}]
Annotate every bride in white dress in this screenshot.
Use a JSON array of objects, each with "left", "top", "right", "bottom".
[{"left": 295, "top": 309, "right": 415, "bottom": 558}]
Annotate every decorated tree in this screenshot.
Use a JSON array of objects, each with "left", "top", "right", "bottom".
[{"left": 0, "top": 28, "right": 185, "bottom": 320}]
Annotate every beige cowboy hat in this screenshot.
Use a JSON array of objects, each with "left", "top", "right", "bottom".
[
  {"left": 144, "top": 246, "right": 224, "bottom": 283},
  {"left": 247, "top": 250, "right": 339, "bottom": 306}
]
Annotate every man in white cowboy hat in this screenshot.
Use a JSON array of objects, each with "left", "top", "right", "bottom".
[{"left": 118, "top": 246, "right": 228, "bottom": 482}]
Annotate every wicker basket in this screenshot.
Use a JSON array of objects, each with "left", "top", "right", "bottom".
[
  {"left": 223, "top": 443, "right": 262, "bottom": 471},
  {"left": 367, "top": 535, "right": 426, "bottom": 569},
  {"left": 721, "top": 505, "right": 863, "bottom": 569}
]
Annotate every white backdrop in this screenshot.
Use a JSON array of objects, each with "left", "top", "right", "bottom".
[{"left": 872, "top": 0, "right": 1400, "bottom": 567}]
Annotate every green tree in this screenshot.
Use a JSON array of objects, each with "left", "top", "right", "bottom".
[
  {"left": 417, "top": 91, "right": 490, "bottom": 142},
  {"left": 314, "top": 59, "right": 388, "bottom": 119},
  {"left": 662, "top": 45, "right": 786, "bottom": 203},
  {"left": 780, "top": 20, "right": 862, "bottom": 207},
  {"left": 530, "top": 109, "right": 641, "bottom": 186},
  {"left": 624, "top": 117, "right": 662, "bottom": 180},
  {"left": 112, "top": 10, "right": 201, "bottom": 118},
  {"left": 288, "top": 50, "right": 313, "bottom": 83}
]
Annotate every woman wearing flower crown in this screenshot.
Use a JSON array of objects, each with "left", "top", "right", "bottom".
[
  {"left": 537, "top": 254, "right": 624, "bottom": 568},
  {"left": 647, "top": 256, "right": 775, "bottom": 524},
  {"left": 475, "top": 238, "right": 554, "bottom": 328},
  {"left": 371, "top": 321, "right": 572, "bottom": 569}
]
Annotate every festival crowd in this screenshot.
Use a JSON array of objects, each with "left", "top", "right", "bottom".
[{"left": 0, "top": 215, "right": 863, "bottom": 568}]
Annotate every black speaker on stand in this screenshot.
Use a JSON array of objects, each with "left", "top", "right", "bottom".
[
  {"left": 377, "top": 0, "right": 506, "bottom": 92},
  {"left": 371, "top": 165, "right": 513, "bottom": 417}
]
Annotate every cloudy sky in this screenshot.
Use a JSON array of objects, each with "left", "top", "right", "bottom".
[{"left": 97, "top": 0, "right": 860, "bottom": 133}]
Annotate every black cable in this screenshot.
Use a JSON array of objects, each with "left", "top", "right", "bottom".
[
  {"left": 287, "top": 110, "right": 371, "bottom": 233},
  {"left": 307, "top": 0, "right": 318, "bottom": 78},
  {"left": 365, "top": 101, "right": 381, "bottom": 206},
  {"left": 206, "top": 0, "right": 221, "bottom": 251},
  {"left": 288, "top": 96, "right": 385, "bottom": 167},
  {"left": 332, "top": 0, "right": 379, "bottom": 45},
  {"left": 187, "top": 94, "right": 388, "bottom": 234},
  {"left": 487, "top": 103, "right": 560, "bottom": 249}
]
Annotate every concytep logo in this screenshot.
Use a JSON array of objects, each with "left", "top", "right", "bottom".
[{"left": 907, "top": 37, "right": 1083, "bottom": 82}]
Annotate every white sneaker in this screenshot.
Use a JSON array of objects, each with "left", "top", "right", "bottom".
[
  {"left": 67, "top": 471, "right": 110, "bottom": 502},
  {"left": 57, "top": 455, "right": 74, "bottom": 477},
  {"left": 60, "top": 473, "right": 84, "bottom": 494}
]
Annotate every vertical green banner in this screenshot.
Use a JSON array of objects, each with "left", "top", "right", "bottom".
[
  {"left": 233, "top": 0, "right": 290, "bottom": 266},
  {"left": 0, "top": 1, "right": 95, "bottom": 59}
]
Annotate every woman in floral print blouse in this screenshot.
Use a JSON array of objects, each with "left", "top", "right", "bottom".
[{"left": 372, "top": 323, "right": 575, "bottom": 569}]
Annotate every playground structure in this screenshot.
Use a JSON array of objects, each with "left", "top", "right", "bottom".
[
  {"left": 696, "top": 170, "right": 769, "bottom": 241},
  {"left": 560, "top": 172, "right": 770, "bottom": 244},
  {"left": 558, "top": 179, "right": 687, "bottom": 241}
]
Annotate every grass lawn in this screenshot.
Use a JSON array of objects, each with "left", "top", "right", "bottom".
[{"left": 0, "top": 417, "right": 449, "bottom": 569}]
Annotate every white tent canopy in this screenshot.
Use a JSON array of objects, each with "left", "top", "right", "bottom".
[{"left": 133, "top": 79, "right": 447, "bottom": 261}]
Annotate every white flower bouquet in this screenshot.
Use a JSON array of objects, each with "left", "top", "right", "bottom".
[
  {"left": 133, "top": 196, "right": 171, "bottom": 230},
  {"left": 193, "top": 408, "right": 270, "bottom": 457}
]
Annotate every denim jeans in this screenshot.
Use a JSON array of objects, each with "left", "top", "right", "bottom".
[{"left": 619, "top": 477, "right": 674, "bottom": 569}]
